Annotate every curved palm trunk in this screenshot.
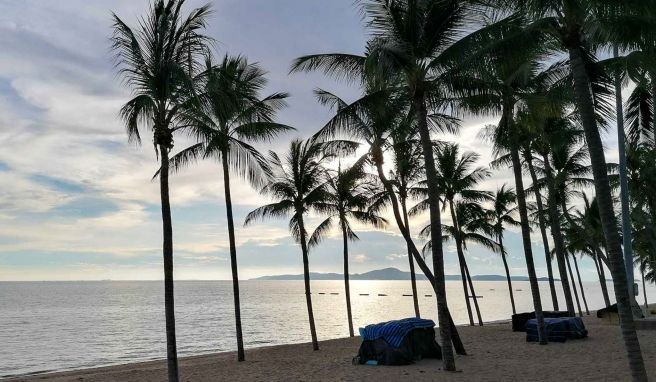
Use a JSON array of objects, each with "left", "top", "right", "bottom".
[
  {"left": 448, "top": 202, "right": 475, "bottom": 326},
  {"left": 566, "top": 253, "right": 583, "bottom": 317},
  {"left": 510, "top": 147, "right": 547, "bottom": 345},
  {"left": 372, "top": 144, "right": 463, "bottom": 362},
  {"left": 572, "top": 254, "right": 589, "bottom": 315},
  {"left": 221, "top": 155, "right": 245, "bottom": 361},
  {"left": 525, "top": 149, "right": 559, "bottom": 310},
  {"left": 341, "top": 221, "right": 355, "bottom": 337},
  {"left": 297, "top": 214, "right": 319, "bottom": 350},
  {"left": 541, "top": 154, "right": 575, "bottom": 316},
  {"left": 499, "top": 236, "right": 516, "bottom": 314},
  {"left": 160, "top": 147, "right": 180, "bottom": 382},
  {"left": 569, "top": 45, "right": 647, "bottom": 381},
  {"left": 591, "top": 248, "right": 611, "bottom": 307},
  {"left": 596, "top": 248, "right": 612, "bottom": 306},
  {"left": 401, "top": 195, "right": 421, "bottom": 318},
  {"left": 414, "top": 91, "right": 457, "bottom": 371}
]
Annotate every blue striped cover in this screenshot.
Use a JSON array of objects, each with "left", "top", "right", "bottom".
[{"left": 360, "top": 318, "right": 435, "bottom": 347}]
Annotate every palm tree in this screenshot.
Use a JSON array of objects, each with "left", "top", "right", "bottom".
[
  {"left": 422, "top": 201, "right": 500, "bottom": 319},
  {"left": 308, "top": 160, "right": 387, "bottom": 337},
  {"left": 462, "top": 13, "right": 550, "bottom": 343},
  {"left": 111, "top": 1, "right": 211, "bottom": 380},
  {"left": 490, "top": 185, "right": 521, "bottom": 314},
  {"left": 503, "top": 1, "right": 649, "bottom": 377},
  {"left": 244, "top": 137, "right": 344, "bottom": 351},
  {"left": 388, "top": 125, "right": 425, "bottom": 318},
  {"left": 298, "top": 82, "right": 467, "bottom": 357},
  {"left": 413, "top": 143, "right": 491, "bottom": 326},
  {"left": 169, "top": 55, "right": 293, "bottom": 361},
  {"left": 519, "top": 99, "right": 578, "bottom": 317},
  {"left": 521, "top": 147, "right": 560, "bottom": 311}
]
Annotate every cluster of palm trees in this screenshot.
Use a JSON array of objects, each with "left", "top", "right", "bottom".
[{"left": 112, "top": 0, "right": 656, "bottom": 381}]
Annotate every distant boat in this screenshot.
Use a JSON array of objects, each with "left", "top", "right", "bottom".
[
  {"left": 378, "top": 293, "right": 387, "bottom": 296},
  {"left": 330, "top": 292, "right": 339, "bottom": 295},
  {"left": 468, "top": 295, "right": 483, "bottom": 298},
  {"left": 359, "top": 293, "right": 369, "bottom": 296},
  {"left": 516, "top": 289, "right": 523, "bottom": 291},
  {"left": 425, "top": 294, "right": 432, "bottom": 297},
  {"left": 319, "top": 292, "right": 325, "bottom": 295},
  {"left": 402, "top": 294, "right": 413, "bottom": 297},
  {"left": 489, "top": 289, "right": 495, "bottom": 291}
]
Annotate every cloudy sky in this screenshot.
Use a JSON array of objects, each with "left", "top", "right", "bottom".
[{"left": 0, "top": 0, "right": 623, "bottom": 282}]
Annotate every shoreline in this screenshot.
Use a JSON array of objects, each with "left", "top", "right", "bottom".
[
  {"left": 3, "top": 319, "right": 513, "bottom": 381},
  {"left": 6, "top": 315, "right": 656, "bottom": 382}
]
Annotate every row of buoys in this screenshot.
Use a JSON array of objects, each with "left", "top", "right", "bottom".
[{"left": 314, "top": 292, "right": 450, "bottom": 298}]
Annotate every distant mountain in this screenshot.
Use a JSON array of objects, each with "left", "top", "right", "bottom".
[{"left": 250, "top": 267, "right": 557, "bottom": 282}]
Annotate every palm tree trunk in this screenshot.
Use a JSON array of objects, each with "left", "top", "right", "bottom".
[
  {"left": 572, "top": 254, "right": 589, "bottom": 315},
  {"left": 341, "top": 221, "right": 355, "bottom": 337},
  {"left": 569, "top": 45, "right": 647, "bottom": 381},
  {"left": 566, "top": 253, "right": 583, "bottom": 317},
  {"left": 499, "top": 236, "right": 516, "bottom": 314},
  {"left": 652, "top": 72, "right": 656, "bottom": 142},
  {"left": 372, "top": 146, "right": 465, "bottom": 356},
  {"left": 401, "top": 195, "right": 421, "bottom": 318},
  {"left": 541, "top": 154, "right": 575, "bottom": 316},
  {"left": 297, "top": 214, "right": 319, "bottom": 350},
  {"left": 463, "top": 261, "right": 483, "bottom": 325},
  {"left": 615, "top": 46, "right": 636, "bottom": 300},
  {"left": 596, "top": 248, "right": 612, "bottom": 305},
  {"left": 510, "top": 147, "right": 547, "bottom": 345},
  {"left": 642, "top": 266, "right": 649, "bottom": 314},
  {"left": 159, "top": 146, "right": 179, "bottom": 382},
  {"left": 413, "top": 91, "right": 456, "bottom": 371},
  {"left": 592, "top": 247, "right": 611, "bottom": 307},
  {"left": 221, "top": 152, "right": 245, "bottom": 361},
  {"left": 448, "top": 201, "right": 475, "bottom": 326},
  {"left": 525, "top": 148, "right": 559, "bottom": 310}
]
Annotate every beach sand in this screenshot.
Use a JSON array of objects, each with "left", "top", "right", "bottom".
[{"left": 9, "top": 316, "right": 656, "bottom": 382}]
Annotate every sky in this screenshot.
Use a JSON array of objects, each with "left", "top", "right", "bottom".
[{"left": 0, "top": 0, "right": 625, "bottom": 282}]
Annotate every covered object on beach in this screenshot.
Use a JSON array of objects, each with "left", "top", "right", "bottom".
[
  {"left": 526, "top": 317, "right": 588, "bottom": 342},
  {"left": 355, "top": 318, "right": 442, "bottom": 366},
  {"left": 512, "top": 311, "right": 571, "bottom": 332}
]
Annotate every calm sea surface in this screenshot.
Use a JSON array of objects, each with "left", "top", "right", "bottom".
[{"left": 1, "top": 279, "right": 654, "bottom": 378}]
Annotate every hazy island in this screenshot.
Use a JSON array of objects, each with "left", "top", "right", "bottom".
[{"left": 250, "top": 267, "right": 557, "bottom": 282}]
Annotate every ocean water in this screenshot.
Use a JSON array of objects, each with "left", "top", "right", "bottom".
[{"left": 1, "top": 279, "right": 653, "bottom": 378}]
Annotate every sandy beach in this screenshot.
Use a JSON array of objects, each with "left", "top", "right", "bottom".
[{"left": 8, "top": 315, "right": 656, "bottom": 382}]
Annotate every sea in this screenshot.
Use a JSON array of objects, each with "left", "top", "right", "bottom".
[{"left": 1, "top": 279, "right": 653, "bottom": 379}]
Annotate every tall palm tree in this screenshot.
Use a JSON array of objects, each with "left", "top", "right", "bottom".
[
  {"left": 299, "top": 82, "right": 467, "bottom": 357},
  {"left": 388, "top": 125, "right": 425, "bottom": 318},
  {"left": 520, "top": 100, "right": 578, "bottom": 317},
  {"left": 503, "top": 1, "right": 650, "bottom": 377},
  {"left": 522, "top": 146, "right": 560, "bottom": 311},
  {"left": 168, "top": 55, "right": 293, "bottom": 361},
  {"left": 462, "top": 13, "right": 551, "bottom": 343},
  {"left": 490, "top": 185, "right": 521, "bottom": 314},
  {"left": 244, "top": 137, "right": 346, "bottom": 351},
  {"left": 111, "top": 1, "right": 211, "bottom": 380},
  {"left": 308, "top": 160, "right": 387, "bottom": 337},
  {"left": 413, "top": 143, "right": 491, "bottom": 326}
]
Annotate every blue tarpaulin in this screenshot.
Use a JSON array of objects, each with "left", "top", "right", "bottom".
[
  {"left": 526, "top": 317, "right": 588, "bottom": 342},
  {"left": 359, "top": 318, "right": 435, "bottom": 347}
]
